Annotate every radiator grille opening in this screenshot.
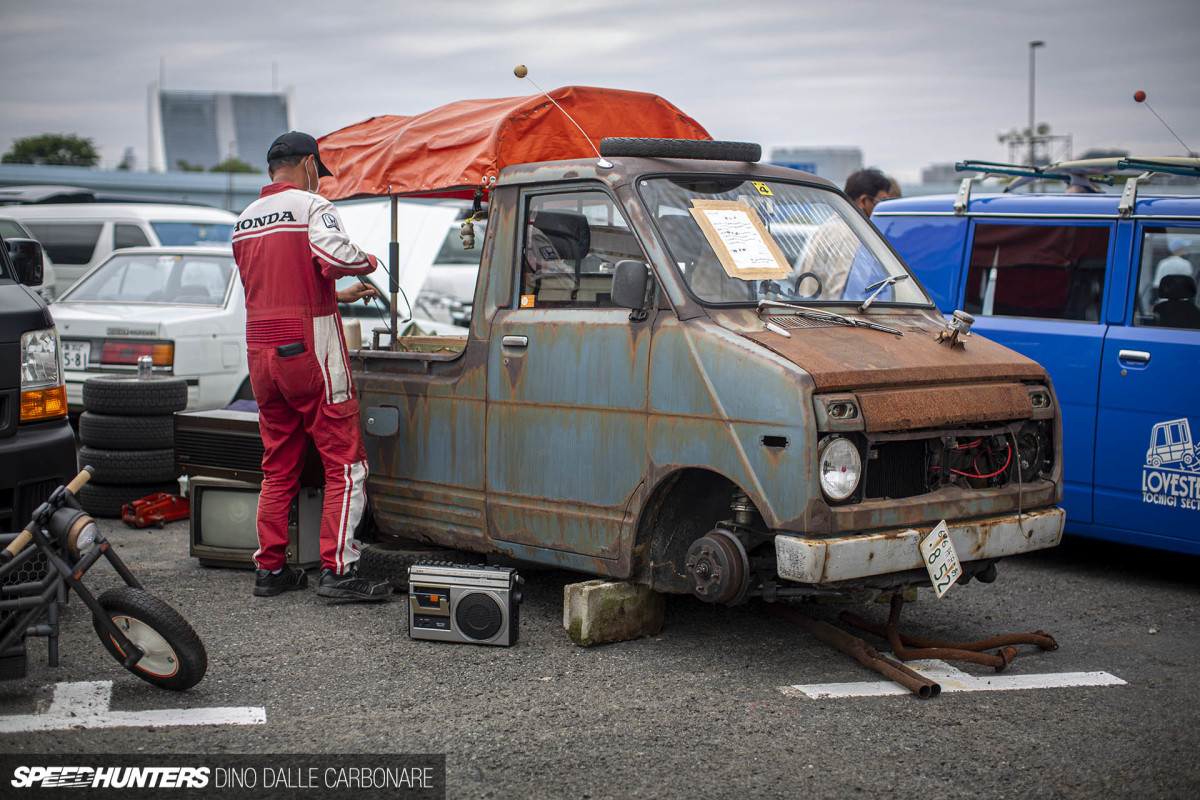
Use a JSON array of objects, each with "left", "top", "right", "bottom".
[{"left": 864, "top": 439, "right": 929, "bottom": 500}]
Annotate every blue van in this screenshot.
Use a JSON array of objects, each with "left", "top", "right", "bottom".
[{"left": 876, "top": 173, "right": 1199, "bottom": 555}]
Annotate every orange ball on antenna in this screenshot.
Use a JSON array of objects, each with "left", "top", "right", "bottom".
[
  {"left": 1134, "top": 90, "right": 1146, "bottom": 103},
  {"left": 514, "top": 65, "right": 528, "bottom": 78}
]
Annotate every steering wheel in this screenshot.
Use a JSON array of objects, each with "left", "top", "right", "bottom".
[{"left": 791, "top": 271, "right": 822, "bottom": 299}]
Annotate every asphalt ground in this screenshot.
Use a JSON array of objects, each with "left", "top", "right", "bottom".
[{"left": 1, "top": 518, "right": 1197, "bottom": 799}]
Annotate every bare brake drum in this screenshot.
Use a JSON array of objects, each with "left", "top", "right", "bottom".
[{"left": 685, "top": 529, "right": 750, "bottom": 605}]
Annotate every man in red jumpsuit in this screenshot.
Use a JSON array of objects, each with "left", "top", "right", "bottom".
[{"left": 233, "top": 131, "right": 388, "bottom": 601}]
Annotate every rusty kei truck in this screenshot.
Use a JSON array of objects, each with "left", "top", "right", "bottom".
[{"left": 341, "top": 135, "right": 1064, "bottom": 605}]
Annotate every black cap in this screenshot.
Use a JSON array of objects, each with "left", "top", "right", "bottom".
[{"left": 267, "top": 131, "right": 333, "bottom": 178}]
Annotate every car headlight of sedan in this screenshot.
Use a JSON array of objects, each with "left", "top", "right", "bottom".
[{"left": 818, "top": 435, "right": 862, "bottom": 502}]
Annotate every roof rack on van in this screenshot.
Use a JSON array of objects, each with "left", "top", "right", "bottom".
[
  {"left": 955, "top": 160, "right": 1112, "bottom": 194},
  {"left": 1116, "top": 157, "right": 1200, "bottom": 179}
]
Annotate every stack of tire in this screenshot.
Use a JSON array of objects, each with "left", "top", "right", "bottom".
[{"left": 76, "top": 376, "right": 188, "bottom": 518}]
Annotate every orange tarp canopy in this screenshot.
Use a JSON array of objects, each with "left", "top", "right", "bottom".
[{"left": 317, "top": 85, "right": 711, "bottom": 201}]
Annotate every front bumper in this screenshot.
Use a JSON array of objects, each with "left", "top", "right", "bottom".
[{"left": 774, "top": 506, "right": 1064, "bottom": 585}]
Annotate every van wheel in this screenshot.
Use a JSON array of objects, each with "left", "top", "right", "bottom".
[
  {"left": 82, "top": 376, "right": 188, "bottom": 416},
  {"left": 358, "top": 541, "right": 477, "bottom": 592},
  {"left": 79, "top": 412, "right": 175, "bottom": 450}
]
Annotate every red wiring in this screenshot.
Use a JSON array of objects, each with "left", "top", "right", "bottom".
[{"left": 950, "top": 443, "right": 1012, "bottom": 479}]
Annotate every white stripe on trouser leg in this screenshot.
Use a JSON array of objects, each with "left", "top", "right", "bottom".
[
  {"left": 312, "top": 313, "right": 351, "bottom": 404},
  {"left": 335, "top": 460, "right": 368, "bottom": 573}
]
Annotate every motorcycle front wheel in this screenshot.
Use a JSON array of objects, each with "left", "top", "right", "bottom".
[{"left": 93, "top": 587, "right": 207, "bottom": 691}]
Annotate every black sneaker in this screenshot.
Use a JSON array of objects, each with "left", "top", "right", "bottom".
[
  {"left": 252, "top": 566, "right": 308, "bottom": 597},
  {"left": 316, "top": 566, "right": 390, "bottom": 601}
]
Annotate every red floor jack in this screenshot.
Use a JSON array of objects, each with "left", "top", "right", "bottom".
[{"left": 122, "top": 494, "right": 190, "bottom": 528}]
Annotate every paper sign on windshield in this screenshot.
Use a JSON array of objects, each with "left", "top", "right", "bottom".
[{"left": 689, "top": 200, "right": 790, "bottom": 281}]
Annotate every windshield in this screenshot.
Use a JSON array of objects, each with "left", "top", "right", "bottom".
[
  {"left": 60, "top": 252, "right": 235, "bottom": 306},
  {"left": 637, "top": 177, "right": 929, "bottom": 306},
  {"left": 150, "top": 221, "right": 234, "bottom": 247}
]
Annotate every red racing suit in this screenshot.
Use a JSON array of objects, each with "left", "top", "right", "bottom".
[{"left": 232, "top": 182, "right": 380, "bottom": 573}]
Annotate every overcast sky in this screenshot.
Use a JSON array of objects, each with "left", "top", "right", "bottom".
[{"left": 3, "top": 0, "right": 1198, "bottom": 182}]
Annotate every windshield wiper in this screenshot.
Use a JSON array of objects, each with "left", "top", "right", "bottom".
[
  {"left": 858, "top": 274, "right": 909, "bottom": 313},
  {"left": 756, "top": 299, "right": 903, "bottom": 336}
]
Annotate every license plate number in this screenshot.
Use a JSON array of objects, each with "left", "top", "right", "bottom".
[
  {"left": 62, "top": 341, "right": 90, "bottom": 371},
  {"left": 920, "top": 520, "right": 961, "bottom": 599}
]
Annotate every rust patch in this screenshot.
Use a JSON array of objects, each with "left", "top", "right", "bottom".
[
  {"left": 857, "top": 382, "right": 1032, "bottom": 431},
  {"left": 743, "top": 318, "right": 1045, "bottom": 392}
]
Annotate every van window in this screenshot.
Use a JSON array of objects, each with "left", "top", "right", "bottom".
[
  {"left": 519, "top": 190, "right": 644, "bottom": 309},
  {"left": 640, "top": 177, "right": 927, "bottom": 306},
  {"left": 1134, "top": 227, "right": 1200, "bottom": 330},
  {"left": 23, "top": 222, "right": 103, "bottom": 265},
  {"left": 114, "top": 223, "right": 151, "bottom": 250},
  {"left": 149, "top": 222, "right": 234, "bottom": 247},
  {"left": 965, "top": 223, "right": 1109, "bottom": 321}
]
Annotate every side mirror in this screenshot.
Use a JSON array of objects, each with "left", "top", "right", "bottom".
[
  {"left": 5, "top": 238, "right": 44, "bottom": 288},
  {"left": 611, "top": 259, "right": 653, "bottom": 320}
]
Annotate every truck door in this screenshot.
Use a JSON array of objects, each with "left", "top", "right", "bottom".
[
  {"left": 485, "top": 188, "right": 651, "bottom": 569},
  {"left": 959, "top": 219, "right": 1115, "bottom": 526},
  {"left": 1094, "top": 223, "right": 1200, "bottom": 553}
]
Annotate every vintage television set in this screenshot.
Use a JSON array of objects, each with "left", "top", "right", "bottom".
[
  {"left": 176, "top": 409, "right": 325, "bottom": 569},
  {"left": 188, "top": 476, "right": 322, "bottom": 569}
]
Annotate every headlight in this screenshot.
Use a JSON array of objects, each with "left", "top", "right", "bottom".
[
  {"left": 819, "top": 436, "right": 862, "bottom": 501},
  {"left": 70, "top": 519, "right": 99, "bottom": 555},
  {"left": 21, "top": 327, "right": 62, "bottom": 390},
  {"left": 49, "top": 507, "right": 99, "bottom": 556}
]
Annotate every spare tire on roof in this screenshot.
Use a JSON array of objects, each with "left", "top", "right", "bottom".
[
  {"left": 82, "top": 376, "right": 188, "bottom": 416},
  {"left": 598, "top": 138, "right": 761, "bottom": 163}
]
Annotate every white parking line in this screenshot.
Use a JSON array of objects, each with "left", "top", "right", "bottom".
[
  {"left": 0, "top": 681, "right": 266, "bottom": 733},
  {"left": 780, "top": 659, "right": 1127, "bottom": 699}
]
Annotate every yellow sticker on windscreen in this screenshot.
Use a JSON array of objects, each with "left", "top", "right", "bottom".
[{"left": 752, "top": 182, "right": 773, "bottom": 196}]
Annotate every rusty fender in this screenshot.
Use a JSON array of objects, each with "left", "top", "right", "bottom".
[{"left": 774, "top": 506, "right": 1064, "bottom": 585}]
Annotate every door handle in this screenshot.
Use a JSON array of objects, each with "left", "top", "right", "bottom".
[
  {"left": 502, "top": 335, "right": 529, "bottom": 349},
  {"left": 1118, "top": 349, "right": 1150, "bottom": 364}
]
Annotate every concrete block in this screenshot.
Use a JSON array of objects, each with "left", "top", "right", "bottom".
[{"left": 563, "top": 580, "right": 665, "bottom": 647}]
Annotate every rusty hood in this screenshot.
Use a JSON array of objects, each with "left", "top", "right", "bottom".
[{"left": 742, "top": 314, "right": 1046, "bottom": 393}]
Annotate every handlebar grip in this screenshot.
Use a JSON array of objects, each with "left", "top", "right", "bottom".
[
  {"left": 67, "top": 466, "right": 94, "bottom": 495},
  {"left": 2, "top": 530, "right": 33, "bottom": 561}
]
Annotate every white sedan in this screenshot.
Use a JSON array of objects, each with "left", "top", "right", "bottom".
[
  {"left": 51, "top": 247, "right": 250, "bottom": 412},
  {"left": 51, "top": 246, "right": 450, "bottom": 412}
]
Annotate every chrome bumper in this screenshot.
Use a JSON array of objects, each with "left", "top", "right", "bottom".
[{"left": 774, "top": 506, "right": 1064, "bottom": 585}]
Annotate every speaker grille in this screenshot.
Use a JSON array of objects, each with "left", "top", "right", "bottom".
[{"left": 455, "top": 593, "right": 503, "bottom": 641}]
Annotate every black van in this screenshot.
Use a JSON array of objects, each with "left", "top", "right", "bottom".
[{"left": 0, "top": 233, "right": 77, "bottom": 532}]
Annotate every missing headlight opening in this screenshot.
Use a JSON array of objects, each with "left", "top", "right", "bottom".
[{"left": 854, "top": 421, "right": 1054, "bottom": 502}]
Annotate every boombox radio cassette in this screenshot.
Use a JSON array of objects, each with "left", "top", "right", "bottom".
[{"left": 408, "top": 562, "right": 523, "bottom": 646}]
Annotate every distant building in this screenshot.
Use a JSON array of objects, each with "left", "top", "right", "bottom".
[
  {"left": 921, "top": 163, "right": 975, "bottom": 184},
  {"left": 148, "top": 85, "right": 294, "bottom": 172},
  {"left": 769, "top": 147, "right": 863, "bottom": 188}
]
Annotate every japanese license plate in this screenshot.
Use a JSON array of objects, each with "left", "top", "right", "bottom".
[
  {"left": 62, "top": 341, "right": 90, "bottom": 371},
  {"left": 920, "top": 520, "right": 961, "bottom": 599}
]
